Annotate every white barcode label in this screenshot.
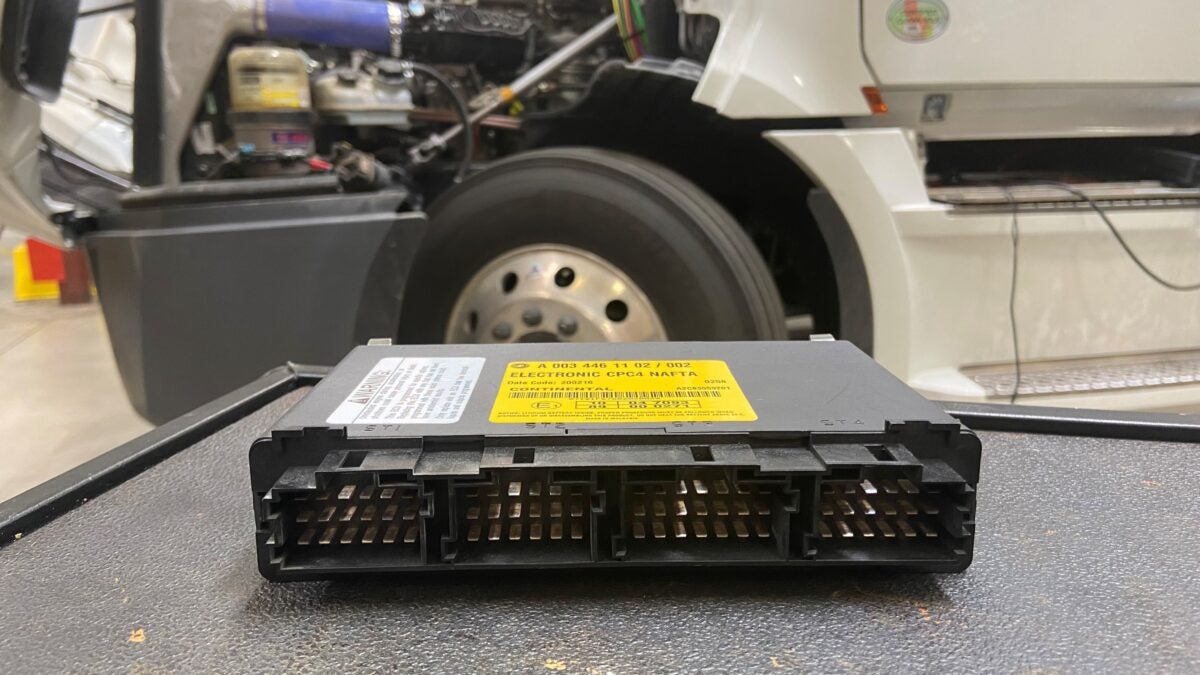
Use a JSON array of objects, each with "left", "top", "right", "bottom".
[{"left": 327, "top": 357, "right": 485, "bottom": 425}]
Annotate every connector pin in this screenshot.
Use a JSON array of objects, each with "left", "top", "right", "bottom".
[
  {"left": 674, "top": 521, "right": 687, "bottom": 538},
  {"left": 693, "top": 520, "right": 708, "bottom": 538},
  {"left": 508, "top": 481, "right": 522, "bottom": 497},
  {"left": 340, "top": 526, "right": 359, "bottom": 544},
  {"left": 361, "top": 505, "right": 377, "bottom": 521},
  {"left": 817, "top": 521, "right": 833, "bottom": 538},
  {"left": 362, "top": 524, "right": 379, "bottom": 544},
  {"left": 509, "top": 523, "right": 522, "bottom": 540},
  {"left": 652, "top": 521, "right": 666, "bottom": 539},
  {"left": 570, "top": 497, "right": 584, "bottom": 518},
  {"left": 652, "top": 500, "right": 666, "bottom": 517},
  {"left": 383, "top": 523, "right": 400, "bottom": 543},
  {"left": 529, "top": 522, "right": 543, "bottom": 540},
  {"left": 467, "top": 522, "right": 481, "bottom": 542},
  {"left": 633, "top": 522, "right": 646, "bottom": 539},
  {"left": 754, "top": 500, "right": 770, "bottom": 516},
  {"left": 858, "top": 499, "right": 875, "bottom": 515},
  {"left": 693, "top": 500, "right": 708, "bottom": 516},
  {"left": 383, "top": 504, "right": 399, "bottom": 521},
  {"left": 320, "top": 526, "right": 338, "bottom": 545},
  {"left": 899, "top": 500, "right": 918, "bottom": 516},
  {"left": 713, "top": 520, "right": 729, "bottom": 538},
  {"left": 529, "top": 502, "right": 542, "bottom": 518},
  {"left": 379, "top": 488, "right": 396, "bottom": 500},
  {"left": 487, "top": 502, "right": 501, "bottom": 519},
  {"left": 509, "top": 502, "right": 522, "bottom": 518},
  {"left": 896, "top": 520, "right": 916, "bottom": 538},
  {"left": 296, "top": 510, "right": 314, "bottom": 523},
  {"left": 920, "top": 500, "right": 940, "bottom": 515},
  {"left": 860, "top": 479, "right": 878, "bottom": 495},
  {"left": 529, "top": 481, "right": 542, "bottom": 497},
  {"left": 550, "top": 522, "right": 563, "bottom": 540},
  {"left": 551, "top": 501, "right": 563, "bottom": 518},
  {"left": 633, "top": 502, "right": 646, "bottom": 516},
  {"left": 488, "top": 523, "right": 501, "bottom": 541},
  {"left": 466, "top": 505, "right": 480, "bottom": 520},
  {"left": 836, "top": 499, "right": 855, "bottom": 516},
  {"left": 753, "top": 519, "right": 770, "bottom": 538},
  {"left": 338, "top": 485, "right": 356, "bottom": 500},
  {"left": 855, "top": 520, "right": 874, "bottom": 538},
  {"left": 714, "top": 500, "right": 729, "bottom": 516},
  {"left": 299, "top": 527, "right": 317, "bottom": 545},
  {"left": 340, "top": 505, "right": 358, "bottom": 522},
  {"left": 318, "top": 506, "right": 336, "bottom": 522},
  {"left": 915, "top": 521, "right": 937, "bottom": 538},
  {"left": 733, "top": 519, "right": 749, "bottom": 538},
  {"left": 571, "top": 521, "right": 583, "bottom": 540},
  {"left": 549, "top": 485, "right": 563, "bottom": 496},
  {"left": 676, "top": 480, "right": 689, "bottom": 495},
  {"left": 836, "top": 520, "right": 854, "bottom": 538},
  {"left": 881, "top": 480, "right": 900, "bottom": 495},
  {"left": 675, "top": 500, "right": 688, "bottom": 516},
  {"left": 358, "top": 485, "right": 374, "bottom": 500},
  {"left": 693, "top": 479, "right": 709, "bottom": 495},
  {"left": 899, "top": 479, "right": 919, "bottom": 494}
]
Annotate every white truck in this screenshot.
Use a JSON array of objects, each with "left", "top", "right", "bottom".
[{"left": 3, "top": 0, "right": 1198, "bottom": 421}]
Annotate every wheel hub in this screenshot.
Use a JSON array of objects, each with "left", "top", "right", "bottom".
[{"left": 446, "top": 244, "right": 667, "bottom": 343}]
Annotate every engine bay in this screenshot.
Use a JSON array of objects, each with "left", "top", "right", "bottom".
[{"left": 178, "top": 1, "right": 716, "bottom": 199}]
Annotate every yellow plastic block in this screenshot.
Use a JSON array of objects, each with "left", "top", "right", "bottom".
[{"left": 12, "top": 243, "right": 60, "bottom": 301}]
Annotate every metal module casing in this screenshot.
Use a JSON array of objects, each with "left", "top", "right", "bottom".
[{"left": 250, "top": 341, "right": 980, "bottom": 580}]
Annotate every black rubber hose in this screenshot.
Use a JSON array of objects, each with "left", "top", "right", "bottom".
[{"left": 407, "top": 62, "right": 473, "bottom": 183}]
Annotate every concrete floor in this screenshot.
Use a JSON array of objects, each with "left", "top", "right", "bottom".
[{"left": 0, "top": 230, "right": 152, "bottom": 502}]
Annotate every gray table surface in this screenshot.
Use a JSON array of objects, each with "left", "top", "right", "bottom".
[{"left": 2, "top": 387, "right": 1199, "bottom": 673}]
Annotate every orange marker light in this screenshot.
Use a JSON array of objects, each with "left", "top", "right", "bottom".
[{"left": 862, "top": 87, "right": 888, "bottom": 115}]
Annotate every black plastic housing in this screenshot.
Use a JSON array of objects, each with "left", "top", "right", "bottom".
[{"left": 250, "top": 342, "right": 981, "bottom": 580}]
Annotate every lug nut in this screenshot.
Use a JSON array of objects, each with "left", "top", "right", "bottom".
[
  {"left": 557, "top": 316, "right": 578, "bottom": 336},
  {"left": 522, "top": 308, "right": 543, "bottom": 326},
  {"left": 492, "top": 322, "right": 512, "bottom": 340}
]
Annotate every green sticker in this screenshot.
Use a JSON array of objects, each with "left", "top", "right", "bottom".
[{"left": 887, "top": 0, "right": 949, "bottom": 43}]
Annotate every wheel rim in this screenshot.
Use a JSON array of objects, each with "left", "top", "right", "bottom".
[{"left": 446, "top": 244, "right": 668, "bottom": 343}]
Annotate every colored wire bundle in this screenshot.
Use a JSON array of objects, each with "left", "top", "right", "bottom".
[{"left": 612, "top": 0, "right": 648, "bottom": 60}]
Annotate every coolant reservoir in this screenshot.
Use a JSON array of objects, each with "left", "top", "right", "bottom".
[
  {"left": 313, "top": 58, "right": 414, "bottom": 127},
  {"left": 228, "top": 46, "right": 311, "bottom": 111},
  {"left": 226, "top": 46, "right": 314, "bottom": 175}
]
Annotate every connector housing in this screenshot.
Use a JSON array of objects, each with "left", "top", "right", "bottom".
[{"left": 250, "top": 341, "right": 980, "bottom": 580}]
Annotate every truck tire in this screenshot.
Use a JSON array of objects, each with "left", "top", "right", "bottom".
[{"left": 397, "top": 147, "right": 786, "bottom": 343}]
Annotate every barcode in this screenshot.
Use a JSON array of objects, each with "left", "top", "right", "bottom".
[{"left": 507, "top": 390, "right": 723, "bottom": 400}]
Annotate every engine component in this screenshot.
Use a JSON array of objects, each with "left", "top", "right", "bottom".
[
  {"left": 313, "top": 58, "right": 414, "bottom": 127},
  {"left": 226, "top": 46, "right": 314, "bottom": 176},
  {"left": 398, "top": 147, "right": 786, "bottom": 343},
  {"left": 257, "top": 0, "right": 405, "bottom": 56},
  {"left": 255, "top": 1, "right": 532, "bottom": 65},
  {"left": 409, "top": 13, "right": 616, "bottom": 163},
  {"left": 250, "top": 340, "right": 981, "bottom": 579}
]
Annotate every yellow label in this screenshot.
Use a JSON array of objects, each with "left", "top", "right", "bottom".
[{"left": 489, "top": 360, "right": 757, "bottom": 424}]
